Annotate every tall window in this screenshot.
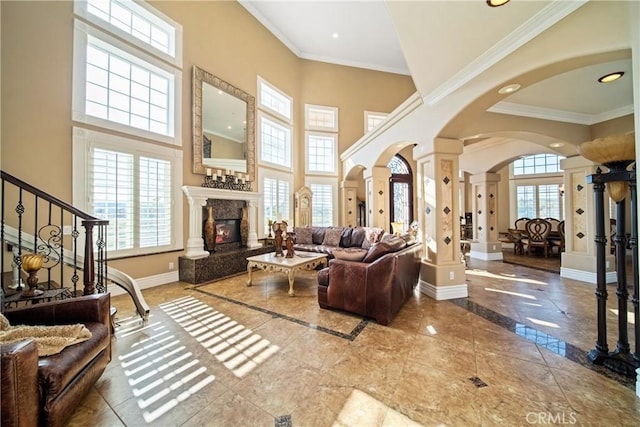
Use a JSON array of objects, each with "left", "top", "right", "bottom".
[
  {"left": 513, "top": 154, "right": 564, "bottom": 220},
  {"left": 258, "top": 77, "right": 292, "bottom": 169},
  {"left": 388, "top": 155, "right": 413, "bottom": 232},
  {"left": 73, "top": 128, "right": 183, "bottom": 256},
  {"left": 261, "top": 172, "right": 291, "bottom": 235},
  {"left": 305, "top": 104, "right": 338, "bottom": 175},
  {"left": 364, "top": 111, "right": 388, "bottom": 133},
  {"left": 308, "top": 183, "right": 331, "bottom": 227},
  {"left": 72, "top": 0, "right": 183, "bottom": 257}
]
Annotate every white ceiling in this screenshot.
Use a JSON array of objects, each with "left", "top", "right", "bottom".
[{"left": 239, "top": 0, "right": 633, "bottom": 126}]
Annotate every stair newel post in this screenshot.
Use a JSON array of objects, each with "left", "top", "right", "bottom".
[
  {"left": 630, "top": 167, "right": 640, "bottom": 363},
  {"left": 587, "top": 169, "right": 609, "bottom": 364},
  {"left": 82, "top": 219, "right": 96, "bottom": 295}
]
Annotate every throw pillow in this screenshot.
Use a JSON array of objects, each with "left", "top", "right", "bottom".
[
  {"left": 332, "top": 247, "right": 367, "bottom": 262},
  {"left": 362, "top": 241, "right": 391, "bottom": 263},
  {"left": 361, "top": 227, "right": 384, "bottom": 249},
  {"left": 322, "top": 227, "right": 344, "bottom": 246},
  {"left": 294, "top": 227, "right": 313, "bottom": 244}
]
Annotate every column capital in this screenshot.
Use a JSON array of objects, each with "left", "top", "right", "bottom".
[
  {"left": 469, "top": 172, "right": 501, "bottom": 184},
  {"left": 414, "top": 137, "right": 463, "bottom": 160}
]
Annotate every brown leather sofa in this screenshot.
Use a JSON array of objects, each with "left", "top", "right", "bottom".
[
  {"left": 293, "top": 226, "right": 386, "bottom": 259},
  {"left": 1, "top": 293, "right": 112, "bottom": 427},
  {"left": 317, "top": 235, "right": 422, "bottom": 325}
]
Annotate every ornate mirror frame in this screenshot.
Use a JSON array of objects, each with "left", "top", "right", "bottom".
[{"left": 192, "top": 65, "right": 255, "bottom": 182}]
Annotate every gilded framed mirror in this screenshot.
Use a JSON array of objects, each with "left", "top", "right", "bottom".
[{"left": 192, "top": 65, "right": 255, "bottom": 181}]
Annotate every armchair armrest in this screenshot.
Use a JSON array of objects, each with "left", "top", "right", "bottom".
[
  {"left": 3, "top": 293, "right": 111, "bottom": 328},
  {"left": 1, "top": 340, "right": 40, "bottom": 427}
]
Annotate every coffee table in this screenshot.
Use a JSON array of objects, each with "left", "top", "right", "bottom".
[{"left": 246, "top": 251, "right": 328, "bottom": 296}]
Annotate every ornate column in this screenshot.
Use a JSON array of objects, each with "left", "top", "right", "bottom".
[
  {"left": 560, "top": 156, "right": 616, "bottom": 283},
  {"left": 414, "top": 137, "right": 467, "bottom": 300},
  {"left": 363, "top": 167, "right": 391, "bottom": 230},
  {"left": 469, "top": 172, "right": 502, "bottom": 260},
  {"left": 341, "top": 180, "right": 359, "bottom": 227},
  {"left": 246, "top": 199, "right": 261, "bottom": 248},
  {"left": 182, "top": 192, "right": 209, "bottom": 258}
]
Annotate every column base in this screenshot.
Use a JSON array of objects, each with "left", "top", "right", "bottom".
[
  {"left": 418, "top": 261, "right": 467, "bottom": 300},
  {"left": 560, "top": 252, "right": 616, "bottom": 284},
  {"left": 469, "top": 241, "right": 503, "bottom": 261}
]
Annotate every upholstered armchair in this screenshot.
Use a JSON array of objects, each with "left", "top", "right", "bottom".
[
  {"left": 1, "top": 293, "right": 112, "bottom": 427},
  {"left": 521, "top": 218, "right": 552, "bottom": 257}
]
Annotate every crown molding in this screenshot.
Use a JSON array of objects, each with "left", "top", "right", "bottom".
[
  {"left": 424, "top": 0, "right": 588, "bottom": 106},
  {"left": 488, "top": 102, "right": 634, "bottom": 125}
]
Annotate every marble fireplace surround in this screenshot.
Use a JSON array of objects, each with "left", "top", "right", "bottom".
[{"left": 182, "top": 186, "right": 262, "bottom": 258}]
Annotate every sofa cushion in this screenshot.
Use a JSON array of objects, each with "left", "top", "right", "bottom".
[
  {"left": 400, "top": 233, "right": 417, "bottom": 246},
  {"left": 312, "top": 227, "right": 326, "bottom": 245},
  {"left": 333, "top": 247, "right": 367, "bottom": 262},
  {"left": 339, "top": 227, "right": 353, "bottom": 247},
  {"left": 350, "top": 227, "right": 367, "bottom": 247},
  {"left": 385, "top": 235, "right": 408, "bottom": 252},
  {"left": 322, "top": 227, "right": 344, "bottom": 246},
  {"left": 294, "top": 227, "right": 313, "bottom": 244},
  {"left": 362, "top": 227, "right": 384, "bottom": 249},
  {"left": 362, "top": 242, "right": 390, "bottom": 263}
]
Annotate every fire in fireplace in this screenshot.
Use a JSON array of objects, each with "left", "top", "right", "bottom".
[{"left": 215, "top": 219, "right": 241, "bottom": 244}]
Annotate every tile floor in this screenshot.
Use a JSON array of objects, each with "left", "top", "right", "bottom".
[{"left": 67, "top": 253, "right": 640, "bottom": 426}]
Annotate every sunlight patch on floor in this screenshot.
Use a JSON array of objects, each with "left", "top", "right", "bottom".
[
  {"left": 333, "top": 389, "right": 423, "bottom": 427},
  {"left": 467, "top": 268, "right": 547, "bottom": 285},
  {"left": 485, "top": 287, "right": 537, "bottom": 300},
  {"left": 159, "top": 296, "right": 280, "bottom": 378},
  {"left": 114, "top": 312, "right": 216, "bottom": 423}
]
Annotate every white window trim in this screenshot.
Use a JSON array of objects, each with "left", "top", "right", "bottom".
[
  {"left": 74, "top": 0, "right": 183, "bottom": 68},
  {"left": 72, "top": 19, "right": 183, "bottom": 146},
  {"left": 305, "top": 176, "right": 339, "bottom": 227},
  {"left": 257, "top": 76, "right": 292, "bottom": 124},
  {"left": 72, "top": 127, "right": 183, "bottom": 258},
  {"left": 257, "top": 110, "right": 293, "bottom": 172},
  {"left": 305, "top": 131, "right": 338, "bottom": 176},
  {"left": 305, "top": 104, "right": 338, "bottom": 132},
  {"left": 258, "top": 168, "right": 293, "bottom": 237},
  {"left": 364, "top": 110, "right": 388, "bottom": 133}
]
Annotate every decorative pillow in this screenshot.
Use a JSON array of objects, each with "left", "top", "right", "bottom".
[
  {"left": 322, "top": 227, "right": 344, "bottom": 247},
  {"left": 350, "top": 227, "right": 367, "bottom": 247},
  {"left": 362, "top": 241, "right": 391, "bottom": 263},
  {"left": 294, "top": 227, "right": 313, "bottom": 244},
  {"left": 332, "top": 247, "right": 367, "bottom": 262},
  {"left": 312, "top": 227, "right": 326, "bottom": 245},
  {"left": 361, "top": 227, "right": 384, "bottom": 249},
  {"left": 339, "top": 227, "right": 353, "bottom": 247},
  {"left": 400, "top": 233, "right": 417, "bottom": 246}
]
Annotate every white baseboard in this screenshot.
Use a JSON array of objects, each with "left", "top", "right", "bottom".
[
  {"left": 469, "top": 250, "right": 504, "bottom": 261},
  {"left": 418, "top": 280, "right": 468, "bottom": 300},
  {"left": 560, "top": 267, "right": 617, "bottom": 284},
  {"left": 109, "top": 271, "right": 179, "bottom": 296}
]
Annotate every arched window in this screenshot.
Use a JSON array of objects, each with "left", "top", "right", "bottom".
[{"left": 387, "top": 154, "right": 413, "bottom": 232}]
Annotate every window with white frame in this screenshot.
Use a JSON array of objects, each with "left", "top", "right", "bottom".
[
  {"left": 72, "top": 0, "right": 183, "bottom": 257},
  {"left": 364, "top": 111, "right": 388, "bottom": 133},
  {"left": 73, "top": 128, "right": 183, "bottom": 256},
  {"left": 308, "top": 181, "right": 337, "bottom": 227},
  {"left": 513, "top": 153, "right": 563, "bottom": 176},
  {"left": 306, "top": 104, "right": 338, "bottom": 132},
  {"left": 73, "top": 0, "right": 182, "bottom": 144},
  {"left": 260, "top": 171, "right": 292, "bottom": 235},
  {"left": 305, "top": 104, "right": 337, "bottom": 175},
  {"left": 512, "top": 154, "right": 564, "bottom": 220},
  {"left": 257, "top": 78, "right": 292, "bottom": 169},
  {"left": 306, "top": 133, "right": 336, "bottom": 174}
]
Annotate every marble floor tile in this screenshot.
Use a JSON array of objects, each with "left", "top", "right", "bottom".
[{"left": 63, "top": 250, "right": 640, "bottom": 426}]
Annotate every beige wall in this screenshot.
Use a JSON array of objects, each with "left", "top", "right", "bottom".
[{"left": 1, "top": 1, "right": 415, "bottom": 279}]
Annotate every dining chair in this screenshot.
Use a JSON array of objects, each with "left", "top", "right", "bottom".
[{"left": 521, "top": 218, "right": 552, "bottom": 257}]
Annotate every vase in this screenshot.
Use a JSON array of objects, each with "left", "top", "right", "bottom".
[
  {"left": 21, "top": 252, "right": 44, "bottom": 297},
  {"left": 240, "top": 206, "right": 249, "bottom": 246},
  {"left": 203, "top": 205, "right": 216, "bottom": 253}
]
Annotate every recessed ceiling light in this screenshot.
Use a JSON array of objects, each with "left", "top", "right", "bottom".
[
  {"left": 332, "top": 33, "right": 339, "bottom": 39},
  {"left": 487, "top": 0, "right": 510, "bottom": 7},
  {"left": 498, "top": 83, "right": 521, "bottom": 94},
  {"left": 549, "top": 142, "right": 565, "bottom": 148},
  {"left": 598, "top": 71, "right": 624, "bottom": 83}
]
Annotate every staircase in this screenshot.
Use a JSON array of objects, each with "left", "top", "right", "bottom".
[{"left": 1, "top": 171, "right": 149, "bottom": 320}]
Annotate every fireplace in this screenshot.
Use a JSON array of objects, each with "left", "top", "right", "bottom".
[{"left": 215, "top": 219, "right": 240, "bottom": 244}]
